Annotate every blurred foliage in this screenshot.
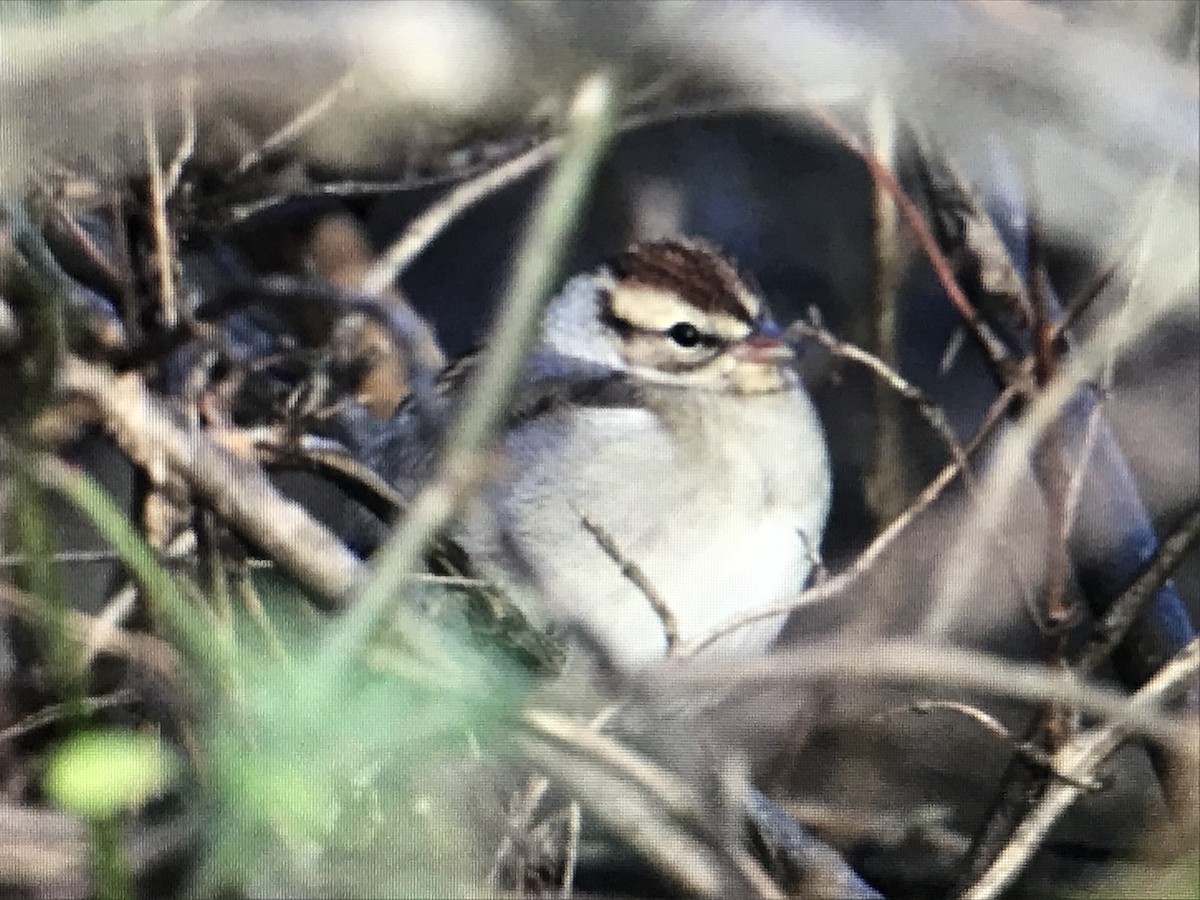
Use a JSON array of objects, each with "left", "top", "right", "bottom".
[
  {"left": 195, "top": 587, "right": 533, "bottom": 898},
  {"left": 45, "top": 729, "right": 180, "bottom": 819}
]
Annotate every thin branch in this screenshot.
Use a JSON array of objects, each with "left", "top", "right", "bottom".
[
  {"left": 521, "top": 707, "right": 783, "bottom": 899},
  {"left": 657, "top": 639, "right": 1195, "bottom": 749},
  {"left": 254, "top": 432, "right": 407, "bottom": 522},
  {"left": 359, "top": 137, "right": 562, "bottom": 296},
  {"left": 140, "top": 86, "right": 178, "bottom": 330},
  {"left": 162, "top": 76, "right": 198, "bottom": 198},
  {"left": 1057, "top": 257, "right": 1118, "bottom": 337},
  {"left": 0, "top": 582, "right": 179, "bottom": 683},
  {"left": 490, "top": 705, "right": 618, "bottom": 890},
  {"left": 0, "top": 548, "right": 122, "bottom": 568},
  {"left": 803, "top": 102, "right": 1021, "bottom": 382},
  {"left": 357, "top": 95, "right": 780, "bottom": 295},
  {"left": 226, "top": 170, "right": 513, "bottom": 224},
  {"left": 788, "top": 317, "right": 972, "bottom": 482},
  {"left": 579, "top": 512, "right": 678, "bottom": 653},
  {"left": 962, "top": 639, "right": 1200, "bottom": 900},
  {"left": 894, "top": 700, "right": 1100, "bottom": 790},
  {"left": 0, "top": 690, "right": 135, "bottom": 744},
  {"left": 80, "top": 581, "right": 139, "bottom": 671},
  {"left": 237, "top": 72, "right": 356, "bottom": 175},
  {"left": 1077, "top": 503, "right": 1200, "bottom": 673},
  {"left": 225, "top": 98, "right": 742, "bottom": 225},
  {"left": 59, "top": 356, "right": 364, "bottom": 606}
]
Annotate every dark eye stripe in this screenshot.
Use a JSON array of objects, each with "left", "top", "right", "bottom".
[{"left": 598, "top": 298, "right": 634, "bottom": 337}]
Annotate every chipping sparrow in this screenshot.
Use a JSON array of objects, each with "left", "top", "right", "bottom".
[{"left": 363, "top": 238, "right": 832, "bottom": 669}]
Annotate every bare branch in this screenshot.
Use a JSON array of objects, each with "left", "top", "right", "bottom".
[
  {"left": 163, "top": 76, "right": 198, "bottom": 198},
  {"left": 237, "top": 72, "right": 356, "bottom": 175},
  {"left": 579, "top": 512, "right": 679, "bottom": 653},
  {"left": 140, "top": 86, "right": 178, "bottom": 330},
  {"left": 962, "top": 639, "right": 1200, "bottom": 900},
  {"left": 521, "top": 707, "right": 784, "bottom": 899},
  {"left": 0, "top": 581, "right": 179, "bottom": 683},
  {"left": 1077, "top": 504, "right": 1200, "bottom": 673},
  {"left": 892, "top": 700, "right": 1099, "bottom": 790},
  {"left": 59, "top": 355, "right": 364, "bottom": 606},
  {"left": 658, "top": 640, "right": 1196, "bottom": 749},
  {"left": 803, "top": 102, "right": 1021, "bottom": 382},
  {"left": 359, "top": 137, "right": 562, "bottom": 296},
  {"left": 788, "top": 317, "right": 972, "bottom": 481},
  {"left": 0, "top": 690, "right": 135, "bottom": 744}
]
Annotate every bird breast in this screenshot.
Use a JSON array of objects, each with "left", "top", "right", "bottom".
[{"left": 460, "top": 382, "right": 832, "bottom": 669}]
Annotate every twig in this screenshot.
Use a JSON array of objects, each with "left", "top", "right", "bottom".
[
  {"left": 227, "top": 170, "right": 516, "bottom": 224},
  {"left": 0, "top": 548, "right": 122, "bottom": 568},
  {"left": 254, "top": 432, "right": 407, "bottom": 522},
  {"left": 237, "top": 72, "right": 356, "bottom": 175},
  {"left": 59, "top": 356, "right": 364, "bottom": 606},
  {"left": 359, "top": 137, "right": 562, "bottom": 295},
  {"left": 579, "top": 512, "right": 678, "bottom": 652},
  {"left": 1076, "top": 504, "right": 1200, "bottom": 673},
  {"left": 318, "top": 74, "right": 617, "bottom": 672},
  {"left": 490, "top": 705, "right": 618, "bottom": 890},
  {"left": 1056, "top": 258, "right": 1118, "bottom": 337},
  {"left": 657, "top": 639, "right": 1195, "bottom": 749},
  {"left": 803, "top": 102, "right": 1020, "bottom": 382},
  {"left": 140, "top": 86, "right": 177, "bottom": 330},
  {"left": 80, "top": 582, "right": 139, "bottom": 671},
  {"left": 162, "top": 76, "right": 197, "bottom": 198},
  {"left": 0, "top": 690, "right": 135, "bottom": 744},
  {"left": 893, "top": 701, "right": 1099, "bottom": 790},
  {"left": 521, "top": 707, "right": 783, "bottom": 899},
  {"left": 1029, "top": 223, "right": 1074, "bottom": 650},
  {"left": 0, "top": 581, "right": 179, "bottom": 683},
  {"left": 961, "top": 638, "right": 1200, "bottom": 900},
  {"left": 787, "top": 318, "right": 972, "bottom": 482},
  {"left": 357, "top": 95, "right": 780, "bottom": 295}
]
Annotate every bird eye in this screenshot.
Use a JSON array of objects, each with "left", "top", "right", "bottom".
[{"left": 667, "top": 322, "right": 701, "bottom": 348}]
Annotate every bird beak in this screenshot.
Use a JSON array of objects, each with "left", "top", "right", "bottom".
[{"left": 733, "top": 333, "right": 795, "bottom": 365}]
